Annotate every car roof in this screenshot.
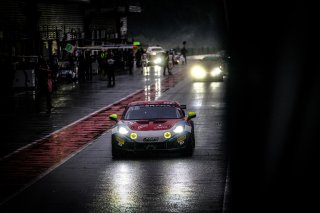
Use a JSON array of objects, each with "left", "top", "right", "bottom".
[
  {"left": 127, "top": 100, "right": 181, "bottom": 107},
  {"left": 147, "top": 46, "right": 164, "bottom": 51},
  {"left": 202, "top": 55, "right": 221, "bottom": 61}
]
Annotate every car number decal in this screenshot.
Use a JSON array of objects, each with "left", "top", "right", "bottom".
[{"left": 143, "top": 137, "right": 159, "bottom": 142}]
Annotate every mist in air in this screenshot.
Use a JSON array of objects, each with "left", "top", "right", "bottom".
[{"left": 128, "top": 0, "right": 227, "bottom": 50}]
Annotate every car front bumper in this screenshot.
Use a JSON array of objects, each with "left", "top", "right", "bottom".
[
  {"left": 112, "top": 133, "right": 192, "bottom": 152},
  {"left": 192, "top": 74, "right": 224, "bottom": 82}
]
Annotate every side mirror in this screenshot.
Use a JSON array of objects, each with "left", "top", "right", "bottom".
[
  {"left": 180, "top": 104, "right": 186, "bottom": 109},
  {"left": 187, "top": 111, "right": 196, "bottom": 120},
  {"left": 109, "top": 114, "right": 118, "bottom": 122}
]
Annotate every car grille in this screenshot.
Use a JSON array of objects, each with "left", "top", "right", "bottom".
[
  {"left": 135, "top": 142, "right": 166, "bottom": 150},
  {"left": 125, "top": 141, "right": 184, "bottom": 151}
]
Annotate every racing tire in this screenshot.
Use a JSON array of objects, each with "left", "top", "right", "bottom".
[
  {"left": 182, "top": 136, "right": 195, "bottom": 157},
  {"left": 190, "top": 120, "right": 195, "bottom": 148},
  {"left": 112, "top": 144, "right": 123, "bottom": 159}
]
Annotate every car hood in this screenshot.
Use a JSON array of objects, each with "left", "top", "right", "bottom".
[
  {"left": 123, "top": 119, "right": 182, "bottom": 131},
  {"left": 201, "top": 61, "right": 221, "bottom": 68}
]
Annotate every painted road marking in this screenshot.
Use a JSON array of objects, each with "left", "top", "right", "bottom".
[{"left": 0, "top": 71, "right": 185, "bottom": 205}]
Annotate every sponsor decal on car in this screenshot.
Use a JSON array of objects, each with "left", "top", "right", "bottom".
[{"left": 143, "top": 137, "right": 159, "bottom": 142}]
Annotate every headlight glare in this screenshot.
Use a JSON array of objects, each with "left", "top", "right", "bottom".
[
  {"left": 191, "top": 65, "right": 206, "bottom": 79},
  {"left": 154, "top": 57, "right": 162, "bottom": 64},
  {"left": 118, "top": 126, "right": 129, "bottom": 135},
  {"left": 211, "top": 67, "right": 222, "bottom": 76},
  {"left": 173, "top": 125, "right": 184, "bottom": 134}
]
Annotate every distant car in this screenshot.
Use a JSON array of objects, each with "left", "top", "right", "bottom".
[
  {"left": 57, "top": 61, "right": 77, "bottom": 82},
  {"left": 109, "top": 100, "right": 196, "bottom": 158},
  {"left": 190, "top": 55, "right": 225, "bottom": 81},
  {"left": 146, "top": 46, "right": 166, "bottom": 66}
]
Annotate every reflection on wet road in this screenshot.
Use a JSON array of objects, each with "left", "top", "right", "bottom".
[
  {"left": 143, "top": 65, "right": 162, "bottom": 101},
  {"left": 0, "top": 62, "right": 229, "bottom": 212},
  {"left": 89, "top": 156, "right": 226, "bottom": 213}
]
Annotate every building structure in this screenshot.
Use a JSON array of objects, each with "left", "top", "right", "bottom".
[{"left": 0, "top": 0, "right": 141, "bottom": 60}]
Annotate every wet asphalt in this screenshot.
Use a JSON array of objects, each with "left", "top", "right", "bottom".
[
  {"left": 0, "top": 60, "right": 230, "bottom": 212},
  {"left": 1, "top": 66, "right": 165, "bottom": 158}
]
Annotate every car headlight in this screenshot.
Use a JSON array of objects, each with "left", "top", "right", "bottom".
[
  {"left": 164, "top": 132, "right": 172, "bottom": 139},
  {"left": 173, "top": 125, "right": 184, "bottom": 134},
  {"left": 154, "top": 57, "right": 162, "bottom": 64},
  {"left": 191, "top": 65, "right": 206, "bottom": 79},
  {"left": 118, "top": 126, "right": 129, "bottom": 135},
  {"left": 130, "top": 132, "right": 138, "bottom": 140},
  {"left": 210, "top": 67, "right": 222, "bottom": 77}
]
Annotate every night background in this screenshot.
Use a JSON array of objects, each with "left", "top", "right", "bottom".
[
  {"left": 0, "top": 0, "right": 316, "bottom": 212},
  {"left": 128, "top": 0, "right": 227, "bottom": 50}
]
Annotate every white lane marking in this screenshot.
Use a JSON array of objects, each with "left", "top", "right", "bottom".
[{"left": 0, "top": 88, "right": 144, "bottom": 161}]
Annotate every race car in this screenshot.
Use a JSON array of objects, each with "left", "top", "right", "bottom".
[
  {"left": 145, "top": 46, "right": 166, "bottom": 67},
  {"left": 190, "top": 55, "right": 224, "bottom": 81},
  {"left": 109, "top": 100, "right": 196, "bottom": 158}
]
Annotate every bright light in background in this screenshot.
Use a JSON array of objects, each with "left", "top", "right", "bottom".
[
  {"left": 153, "top": 57, "right": 162, "bottom": 65},
  {"left": 210, "top": 67, "right": 222, "bottom": 77},
  {"left": 191, "top": 65, "right": 206, "bottom": 79}
]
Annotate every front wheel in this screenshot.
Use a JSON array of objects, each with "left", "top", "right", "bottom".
[
  {"left": 112, "top": 144, "right": 123, "bottom": 158},
  {"left": 182, "top": 136, "right": 195, "bottom": 157},
  {"left": 190, "top": 120, "right": 195, "bottom": 148}
]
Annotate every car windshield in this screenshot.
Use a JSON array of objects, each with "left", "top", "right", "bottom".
[
  {"left": 202, "top": 56, "right": 221, "bottom": 62},
  {"left": 123, "top": 105, "right": 183, "bottom": 120},
  {"left": 150, "top": 47, "right": 163, "bottom": 52}
]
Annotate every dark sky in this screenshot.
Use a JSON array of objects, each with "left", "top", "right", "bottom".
[{"left": 128, "top": 0, "right": 227, "bottom": 50}]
